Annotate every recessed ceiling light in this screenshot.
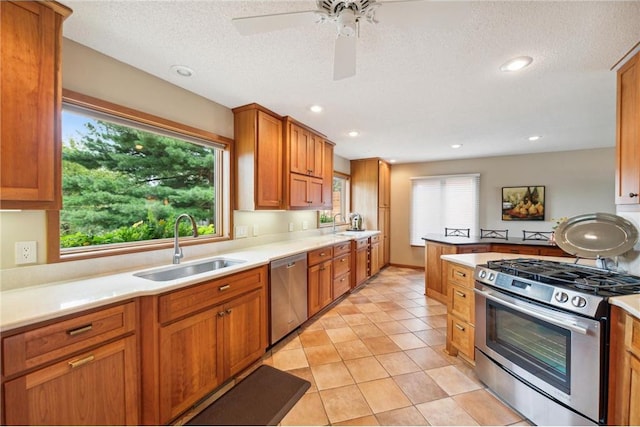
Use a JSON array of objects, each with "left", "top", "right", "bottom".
[
  {"left": 528, "top": 135, "right": 542, "bottom": 141},
  {"left": 500, "top": 56, "right": 533, "bottom": 72},
  {"left": 310, "top": 105, "right": 323, "bottom": 113},
  {"left": 451, "top": 144, "right": 462, "bottom": 149},
  {"left": 170, "top": 65, "right": 194, "bottom": 77},
  {"left": 389, "top": 159, "right": 397, "bottom": 163},
  {"left": 348, "top": 130, "right": 359, "bottom": 137}
]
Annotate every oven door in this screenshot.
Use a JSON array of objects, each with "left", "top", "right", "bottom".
[{"left": 475, "top": 283, "right": 604, "bottom": 423}]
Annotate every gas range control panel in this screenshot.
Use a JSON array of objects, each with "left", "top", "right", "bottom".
[{"left": 475, "top": 265, "right": 606, "bottom": 318}]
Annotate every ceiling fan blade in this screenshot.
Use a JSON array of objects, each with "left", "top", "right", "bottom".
[
  {"left": 333, "top": 35, "right": 356, "bottom": 80},
  {"left": 232, "top": 10, "right": 318, "bottom": 35}
]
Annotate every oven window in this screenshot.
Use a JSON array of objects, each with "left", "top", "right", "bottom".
[{"left": 487, "top": 300, "right": 571, "bottom": 394}]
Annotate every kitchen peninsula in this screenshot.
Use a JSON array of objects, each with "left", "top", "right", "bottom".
[{"left": 422, "top": 233, "right": 568, "bottom": 303}]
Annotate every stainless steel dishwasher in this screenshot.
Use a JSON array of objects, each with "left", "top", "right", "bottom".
[{"left": 270, "top": 253, "right": 308, "bottom": 345}]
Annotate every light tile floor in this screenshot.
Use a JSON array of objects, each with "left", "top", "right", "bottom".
[{"left": 263, "top": 266, "right": 530, "bottom": 426}]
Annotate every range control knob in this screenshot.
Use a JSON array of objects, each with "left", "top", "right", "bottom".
[
  {"left": 478, "top": 270, "right": 487, "bottom": 279},
  {"left": 554, "top": 292, "right": 569, "bottom": 303},
  {"left": 488, "top": 273, "right": 495, "bottom": 281},
  {"left": 571, "top": 296, "right": 587, "bottom": 308}
]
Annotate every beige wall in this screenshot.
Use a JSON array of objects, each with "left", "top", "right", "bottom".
[
  {"left": 0, "top": 39, "right": 351, "bottom": 270},
  {"left": 389, "top": 148, "right": 616, "bottom": 268}
]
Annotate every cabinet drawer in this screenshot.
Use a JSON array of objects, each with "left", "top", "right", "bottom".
[
  {"left": 628, "top": 314, "right": 640, "bottom": 358},
  {"left": 446, "top": 263, "right": 474, "bottom": 289},
  {"left": 448, "top": 314, "right": 474, "bottom": 359},
  {"left": 2, "top": 302, "right": 136, "bottom": 377},
  {"left": 333, "top": 272, "right": 351, "bottom": 299},
  {"left": 333, "top": 242, "right": 351, "bottom": 257},
  {"left": 370, "top": 234, "right": 380, "bottom": 244},
  {"left": 158, "top": 267, "right": 266, "bottom": 324},
  {"left": 456, "top": 244, "right": 489, "bottom": 254},
  {"left": 449, "top": 284, "right": 474, "bottom": 324},
  {"left": 494, "top": 244, "right": 540, "bottom": 255},
  {"left": 355, "top": 238, "right": 369, "bottom": 250},
  {"left": 333, "top": 254, "right": 351, "bottom": 278},
  {"left": 308, "top": 246, "right": 334, "bottom": 266}
]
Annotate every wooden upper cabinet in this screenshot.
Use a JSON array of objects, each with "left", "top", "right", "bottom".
[
  {"left": 0, "top": 1, "right": 71, "bottom": 209},
  {"left": 378, "top": 160, "right": 391, "bottom": 208},
  {"left": 615, "top": 49, "right": 640, "bottom": 207},
  {"left": 322, "top": 142, "right": 335, "bottom": 209},
  {"left": 286, "top": 118, "right": 324, "bottom": 178},
  {"left": 233, "top": 104, "right": 283, "bottom": 210}
]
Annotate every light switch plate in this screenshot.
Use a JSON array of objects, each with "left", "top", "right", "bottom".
[
  {"left": 235, "top": 225, "right": 248, "bottom": 238},
  {"left": 15, "top": 241, "right": 37, "bottom": 264}
]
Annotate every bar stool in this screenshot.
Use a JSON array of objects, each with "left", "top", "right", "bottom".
[
  {"left": 480, "top": 229, "right": 509, "bottom": 240},
  {"left": 522, "top": 230, "right": 553, "bottom": 241},
  {"left": 445, "top": 227, "right": 470, "bottom": 237}
]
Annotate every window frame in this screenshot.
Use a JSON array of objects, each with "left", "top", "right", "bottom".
[
  {"left": 46, "top": 89, "right": 233, "bottom": 263},
  {"left": 318, "top": 172, "right": 351, "bottom": 227}
]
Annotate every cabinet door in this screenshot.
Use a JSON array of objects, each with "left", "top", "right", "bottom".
[
  {"left": 322, "top": 142, "right": 334, "bottom": 208},
  {"left": 0, "top": 2, "right": 68, "bottom": 209},
  {"left": 158, "top": 308, "right": 223, "bottom": 423},
  {"left": 4, "top": 335, "right": 139, "bottom": 425},
  {"left": 309, "top": 133, "right": 324, "bottom": 178},
  {"left": 289, "top": 123, "right": 310, "bottom": 175},
  {"left": 616, "top": 51, "right": 640, "bottom": 205},
  {"left": 289, "top": 174, "right": 323, "bottom": 208},
  {"left": 379, "top": 207, "right": 390, "bottom": 266},
  {"left": 370, "top": 242, "right": 380, "bottom": 276},
  {"left": 628, "top": 354, "right": 640, "bottom": 425},
  {"left": 354, "top": 246, "right": 369, "bottom": 287},
  {"left": 308, "top": 260, "right": 333, "bottom": 317},
  {"left": 256, "top": 110, "right": 283, "bottom": 208},
  {"left": 378, "top": 160, "right": 390, "bottom": 208},
  {"left": 223, "top": 289, "right": 267, "bottom": 377}
]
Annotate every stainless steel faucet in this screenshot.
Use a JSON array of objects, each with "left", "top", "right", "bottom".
[
  {"left": 332, "top": 213, "right": 344, "bottom": 234},
  {"left": 173, "top": 213, "right": 198, "bottom": 264}
]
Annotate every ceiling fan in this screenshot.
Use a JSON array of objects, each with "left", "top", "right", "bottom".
[{"left": 232, "top": 0, "right": 421, "bottom": 80}]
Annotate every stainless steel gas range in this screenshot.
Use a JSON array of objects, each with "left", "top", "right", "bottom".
[{"left": 473, "top": 258, "right": 640, "bottom": 426}]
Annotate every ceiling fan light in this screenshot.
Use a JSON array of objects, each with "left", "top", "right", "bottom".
[{"left": 337, "top": 9, "right": 357, "bottom": 37}]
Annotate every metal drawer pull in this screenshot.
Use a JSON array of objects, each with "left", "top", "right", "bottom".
[
  {"left": 630, "top": 192, "right": 638, "bottom": 198},
  {"left": 218, "top": 311, "right": 225, "bottom": 317},
  {"left": 286, "top": 262, "right": 296, "bottom": 268},
  {"left": 219, "top": 284, "right": 231, "bottom": 291},
  {"left": 455, "top": 324, "right": 465, "bottom": 331},
  {"left": 340, "top": 258, "right": 346, "bottom": 262},
  {"left": 455, "top": 290, "right": 466, "bottom": 298},
  {"left": 67, "top": 324, "right": 93, "bottom": 336},
  {"left": 455, "top": 271, "right": 466, "bottom": 277},
  {"left": 226, "top": 309, "right": 233, "bottom": 314},
  {"left": 320, "top": 252, "right": 326, "bottom": 256},
  {"left": 69, "top": 355, "right": 95, "bottom": 368}
]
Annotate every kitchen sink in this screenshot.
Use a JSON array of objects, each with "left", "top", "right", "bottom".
[{"left": 134, "top": 258, "right": 246, "bottom": 281}]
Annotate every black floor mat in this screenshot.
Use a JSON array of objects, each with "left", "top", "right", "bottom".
[{"left": 186, "top": 365, "right": 311, "bottom": 426}]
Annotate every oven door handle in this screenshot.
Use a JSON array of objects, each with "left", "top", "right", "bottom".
[{"left": 475, "top": 288, "right": 589, "bottom": 335}]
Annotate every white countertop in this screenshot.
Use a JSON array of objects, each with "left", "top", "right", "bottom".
[
  {"left": 0, "top": 231, "right": 379, "bottom": 332},
  {"left": 441, "top": 252, "right": 640, "bottom": 319}
]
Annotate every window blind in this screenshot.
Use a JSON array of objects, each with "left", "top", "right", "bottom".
[{"left": 410, "top": 174, "right": 480, "bottom": 245}]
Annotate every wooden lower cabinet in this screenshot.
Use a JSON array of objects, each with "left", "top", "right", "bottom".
[
  {"left": 353, "top": 238, "right": 370, "bottom": 287},
  {"left": 444, "top": 262, "right": 475, "bottom": 362},
  {"left": 370, "top": 234, "right": 381, "bottom": 276},
  {"left": 332, "top": 242, "right": 352, "bottom": 299},
  {"left": 4, "top": 335, "right": 138, "bottom": 425},
  {"left": 425, "top": 242, "right": 457, "bottom": 303},
  {"left": 608, "top": 305, "right": 640, "bottom": 425},
  {"left": 1, "top": 302, "right": 139, "bottom": 425},
  {"left": 141, "top": 266, "right": 268, "bottom": 425},
  {"left": 308, "top": 260, "right": 333, "bottom": 317}
]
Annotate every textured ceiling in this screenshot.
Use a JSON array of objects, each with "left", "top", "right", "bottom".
[{"left": 61, "top": 0, "right": 640, "bottom": 163}]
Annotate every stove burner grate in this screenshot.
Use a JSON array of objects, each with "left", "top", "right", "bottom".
[{"left": 485, "top": 258, "right": 640, "bottom": 296}]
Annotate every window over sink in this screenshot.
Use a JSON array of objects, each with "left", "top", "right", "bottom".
[{"left": 49, "top": 91, "right": 231, "bottom": 261}]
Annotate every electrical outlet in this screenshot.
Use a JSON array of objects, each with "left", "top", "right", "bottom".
[
  {"left": 15, "top": 241, "right": 37, "bottom": 265},
  {"left": 252, "top": 224, "right": 259, "bottom": 236},
  {"left": 235, "top": 225, "right": 248, "bottom": 238},
  {"left": 288, "top": 222, "right": 294, "bottom": 232},
  {"left": 302, "top": 220, "right": 308, "bottom": 230}
]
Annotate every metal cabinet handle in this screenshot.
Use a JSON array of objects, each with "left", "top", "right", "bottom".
[
  {"left": 69, "top": 355, "right": 95, "bottom": 368},
  {"left": 218, "top": 311, "right": 225, "bottom": 317},
  {"left": 455, "top": 271, "right": 466, "bottom": 277},
  {"left": 320, "top": 252, "right": 326, "bottom": 256},
  {"left": 67, "top": 324, "right": 93, "bottom": 336},
  {"left": 630, "top": 192, "right": 639, "bottom": 198},
  {"left": 455, "top": 324, "right": 465, "bottom": 331},
  {"left": 340, "top": 258, "right": 346, "bottom": 262},
  {"left": 226, "top": 309, "right": 232, "bottom": 314},
  {"left": 219, "top": 284, "right": 230, "bottom": 291},
  {"left": 455, "top": 290, "right": 466, "bottom": 298}
]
